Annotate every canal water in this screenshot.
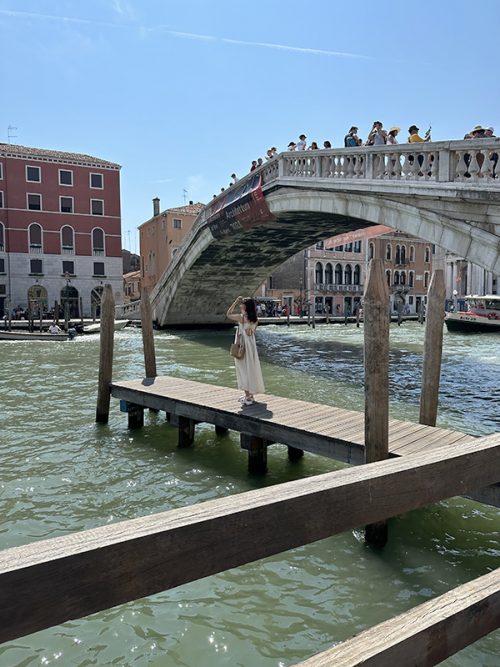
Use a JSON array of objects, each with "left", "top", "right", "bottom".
[{"left": 0, "top": 322, "right": 499, "bottom": 667}]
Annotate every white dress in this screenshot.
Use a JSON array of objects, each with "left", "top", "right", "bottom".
[{"left": 234, "top": 320, "right": 265, "bottom": 396}]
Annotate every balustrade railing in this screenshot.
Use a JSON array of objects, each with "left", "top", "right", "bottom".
[{"left": 315, "top": 283, "right": 363, "bottom": 292}]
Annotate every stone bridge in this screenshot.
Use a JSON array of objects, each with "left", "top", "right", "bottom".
[{"left": 139, "top": 139, "right": 500, "bottom": 326}]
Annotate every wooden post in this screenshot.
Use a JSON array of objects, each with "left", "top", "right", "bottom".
[
  {"left": 127, "top": 403, "right": 144, "bottom": 429},
  {"left": 54, "top": 300, "right": 59, "bottom": 325},
  {"left": 286, "top": 310, "right": 290, "bottom": 327},
  {"left": 288, "top": 445, "right": 304, "bottom": 462},
  {"left": 420, "top": 269, "right": 446, "bottom": 427},
  {"left": 363, "top": 258, "right": 389, "bottom": 547},
  {"left": 64, "top": 302, "right": 69, "bottom": 331},
  {"left": 241, "top": 433, "right": 267, "bottom": 474},
  {"left": 312, "top": 308, "right": 316, "bottom": 329},
  {"left": 7, "top": 305, "right": 12, "bottom": 331},
  {"left": 79, "top": 297, "right": 84, "bottom": 327},
  {"left": 178, "top": 416, "right": 195, "bottom": 448},
  {"left": 140, "top": 287, "right": 157, "bottom": 379},
  {"left": 39, "top": 306, "right": 43, "bottom": 332},
  {"left": 307, "top": 304, "right": 311, "bottom": 326},
  {"left": 356, "top": 305, "right": 361, "bottom": 328},
  {"left": 215, "top": 425, "right": 229, "bottom": 436},
  {"left": 95, "top": 284, "right": 115, "bottom": 424}
]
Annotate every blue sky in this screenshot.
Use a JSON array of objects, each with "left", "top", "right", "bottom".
[{"left": 1, "top": 0, "right": 499, "bottom": 252}]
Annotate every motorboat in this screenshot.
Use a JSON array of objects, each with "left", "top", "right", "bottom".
[
  {"left": 82, "top": 319, "right": 129, "bottom": 334},
  {"left": 445, "top": 295, "right": 500, "bottom": 333},
  {"left": 0, "top": 330, "right": 69, "bottom": 341}
]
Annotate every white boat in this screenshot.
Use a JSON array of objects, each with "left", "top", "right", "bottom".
[
  {"left": 82, "top": 319, "right": 129, "bottom": 334},
  {"left": 445, "top": 295, "right": 500, "bottom": 333},
  {"left": 0, "top": 330, "right": 69, "bottom": 341}
]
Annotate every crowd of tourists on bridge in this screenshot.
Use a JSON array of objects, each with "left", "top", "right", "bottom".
[{"left": 245, "top": 122, "right": 496, "bottom": 172}]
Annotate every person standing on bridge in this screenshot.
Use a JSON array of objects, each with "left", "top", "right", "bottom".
[{"left": 226, "top": 296, "right": 265, "bottom": 406}]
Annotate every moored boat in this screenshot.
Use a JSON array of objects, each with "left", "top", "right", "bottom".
[
  {"left": 445, "top": 295, "right": 500, "bottom": 333},
  {"left": 0, "top": 330, "right": 69, "bottom": 341},
  {"left": 82, "top": 319, "right": 129, "bottom": 334}
]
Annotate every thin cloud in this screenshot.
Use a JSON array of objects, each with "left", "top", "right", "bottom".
[
  {"left": 166, "top": 30, "right": 216, "bottom": 42},
  {"left": 0, "top": 8, "right": 117, "bottom": 29},
  {"left": 222, "top": 37, "right": 371, "bottom": 60}
]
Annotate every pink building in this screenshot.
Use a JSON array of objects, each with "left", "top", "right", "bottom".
[{"left": 0, "top": 143, "right": 122, "bottom": 317}]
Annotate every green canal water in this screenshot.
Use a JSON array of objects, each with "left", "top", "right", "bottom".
[{"left": 0, "top": 323, "right": 499, "bottom": 667}]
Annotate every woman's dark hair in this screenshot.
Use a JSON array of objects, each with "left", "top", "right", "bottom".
[{"left": 243, "top": 298, "right": 258, "bottom": 323}]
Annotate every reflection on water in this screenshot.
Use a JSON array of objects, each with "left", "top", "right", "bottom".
[{"left": 0, "top": 323, "right": 498, "bottom": 666}]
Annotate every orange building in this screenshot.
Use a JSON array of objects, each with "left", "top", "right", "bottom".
[{"left": 139, "top": 198, "right": 204, "bottom": 292}]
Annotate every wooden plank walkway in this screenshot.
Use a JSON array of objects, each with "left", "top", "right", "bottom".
[{"left": 110, "top": 376, "right": 499, "bottom": 507}]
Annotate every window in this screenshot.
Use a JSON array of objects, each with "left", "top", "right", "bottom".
[
  {"left": 353, "top": 264, "right": 361, "bottom": 285},
  {"left": 344, "top": 264, "right": 352, "bottom": 285},
  {"left": 90, "top": 173, "right": 103, "bottom": 188},
  {"left": 386, "top": 244, "right": 392, "bottom": 260},
  {"left": 92, "top": 228, "right": 105, "bottom": 256},
  {"left": 395, "top": 245, "right": 401, "bottom": 264},
  {"left": 386, "top": 270, "right": 391, "bottom": 286},
  {"left": 27, "top": 193, "right": 42, "bottom": 210},
  {"left": 409, "top": 271, "right": 414, "bottom": 287},
  {"left": 424, "top": 246, "right": 431, "bottom": 263},
  {"left": 59, "top": 170, "right": 73, "bottom": 186},
  {"left": 0, "top": 222, "right": 4, "bottom": 251},
  {"left": 400, "top": 271, "right": 406, "bottom": 285},
  {"left": 401, "top": 245, "right": 406, "bottom": 264},
  {"left": 29, "top": 223, "right": 43, "bottom": 253},
  {"left": 62, "top": 260, "right": 75, "bottom": 275},
  {"left": 30, "top": 258, "right": 43, "bottom": 274},
  {"left": 335, "top": 245, "right": 343, "bottom": 252},
  {"left": 344, "top": 242, "right": 353, "bottom": 253},
  {"left": 26, "top": 165, "right": 41, "bottom": 182},
  {"left": 324, "top": 263, "right": 333, "bottom": 284},
  {"left": 0, "top": 258, "right": 5, "bottom": 273},
  {"left": 354, "top": 241, "right": 362, "bottom": 253},
  {"left": 369, "top": 242, "right": 374, "bottom": 260},
  {"left": 394, "top": 270, "right": 400, "bottom": 285},
  {"left": 0, "top": 283, "right": 5, "bottom": 294},
  {"left": 410, "top": 246, "right": 415, "bottom": 262},
  {"left": 315, "top": 240, "right": 324, "bottom": 250},
  {"left": 0, "top": 191, "right": 3, "bottom": 208},
  {"left": 0, "top": 162, "right": 3, "bottom": 179},
  {"left": 315, "top": 262, "right": 323, "bottom": 284},
  {"left": 173, "top": 218, "right": 182, "bottom": 229},
  {"left": 61, "top": 225, "right": 74, "bottom": 254},
  {"left": 424, "top": 271, "right": 430, "bottom": 288},
  {"left": 60, "top": 196, "right": 73, "bottom": 213},
  {"left": 334, "top": 263, "right": 342, "bottom": 284},
  {"left": 91, "top": 199, "right": 104, "bottom": 215},
  {"left": 93, "top": 261, "right": 105, "bottom": 276}
]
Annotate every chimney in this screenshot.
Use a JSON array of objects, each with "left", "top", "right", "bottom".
[{"left": 153, "top": 197, "right": 160, "bottom": 217}]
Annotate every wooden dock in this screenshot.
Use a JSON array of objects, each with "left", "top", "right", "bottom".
[{"left": 110, "top": 375, "right": 499, "bottom": 507}]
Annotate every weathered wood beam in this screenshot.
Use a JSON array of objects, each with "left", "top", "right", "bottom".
[
  {"left": 95, "top": 284, "right": 115, "bottom": 424},
  {"left": 292, "top": 566, "right": 500, "bottom": 667},
  {"left": 0, "top": 434, "right": 498, "bottom": 644}
]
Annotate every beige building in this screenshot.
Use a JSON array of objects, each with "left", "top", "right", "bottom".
[
  {"left": 139, "top": 198, "right": 204, "bottom": 292},
  {"left": 123, "top": 270, "right": 141, "bottom": 304}
]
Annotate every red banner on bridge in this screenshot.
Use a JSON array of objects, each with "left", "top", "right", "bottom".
[
  {"left": 324, "top": 225, "right": 393, "bottom": 249},
  {"left": 206, "top": 174, "right": 274, "bottom": 239}
]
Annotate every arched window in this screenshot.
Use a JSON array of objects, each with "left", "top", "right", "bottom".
[
  {"left": 315, "top": 262, "right": 323, "bottom": 284},
  {"left": 394, "top": 270, "right": 400, "bottom": 285},
  {"left": 424, "top": 271, "right": 430, "bottom": 288},
  {"left": 386, "top": 243, "right": 392, "bottom": 260},
  {"left": 29, "top": 223, "right": 43, "bottom": 253},
  {"left": 410, "top": 246, "right": 415, "bottom": 262},
  {"left": 61, "top": 225, "right": 74, "bottom": 254},
  {"left": 386, "top": 270, "right": 391, "bottom": 286},
  {"left": 353, "top": 264, "right": 361, "bottom": 285},
  {"left": 27, "top": 284, "right": 48, "bottom": 316},
  {"left": 335, "top": 263, "right": 343, "bottom": 284},
  {"left": 369, "top": 242, "right": 374, "bottom": 260},
  {"left": 395, "top": 244, "right": 401, "bottom": 265},
  {"left": 324, "top": 262, "right": 333, "bottom": 284},
  {"left": 401, "top": 245, "right": 406, "bottom": 264},
  {"left": 344, "top": 264, "right": 352, "bottom": 285},
  {"left": 424, "top": 246, "right": 430, "bottom": 263},
  {"left": 400, "top": 271, "right": 406, "bottom": 285},
  {"left": 0, "top": 222, "right": 4, "bottom": 251},
  {"left": 92, "top": 228, "right": 105, "bottom": 256},
  {"left": 60, "top": 284, "right": 79, "bottom": 317},
  {"left": 409, "top": 271, "right": 414, "bottom": 287}
]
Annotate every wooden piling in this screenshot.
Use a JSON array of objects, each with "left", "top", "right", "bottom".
[
  {"left": 95, "top": 284, "right": 115, "bottom": 424},
  {"left": 287, "top": 311, "right": 290, "bottom": 327},
  {"left": 241, "top": 434, "right": 267, "bottom": 474},
  {"left": 140, "top": 287, "right": 157, "bottom": 379},
  {"left": 215, "top": 425, "right": 229, "bottom": 436},
  {"left": 79, "top": 297, "right": 84, "bottom": 327},
  {"left": 127, "top": 403, "right": 144, "bottom": 429},
  {"left": 54, "top": 300, "right": 59, "bottom": 325},
  {"left": 178, "top": 416, "right": 195, "bottom": 448},
  {"left": 288, "top": 445, "right": 304, "bottom": 462},
  {"left": 363, "top": 258, "right": 389, "bottom": 547},
  {"left": 39, "top": 307, "right": 43, "bottom": 332},
  {"left": 64, "top": 302, "right": 69, "bottom": 331},
  {"left": 419, "top": 269, "right": 446, "bottom": 427},
  {"left": 356, "top": 305, "right": 360, "bottom": 328}
]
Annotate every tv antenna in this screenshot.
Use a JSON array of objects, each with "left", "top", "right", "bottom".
[
  {"left": 7, "top": 125, "right": 18, "bottom": 144},
  {"left": 182, "top": 188, "right": 188, "bottom": 204}
]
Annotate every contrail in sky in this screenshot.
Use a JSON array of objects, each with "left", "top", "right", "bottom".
[{"left": 0, "top": 8, "right": 371, "bottom": 60}]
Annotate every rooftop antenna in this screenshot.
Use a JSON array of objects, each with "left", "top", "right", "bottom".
[
  {"left": 182, "top": 188, "right": 188, "bottom": 205},
  {"left": 7, "top": 125, "right": 18, "bottom": 144}
]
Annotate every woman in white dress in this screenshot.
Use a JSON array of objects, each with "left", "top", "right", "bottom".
[{"left": 226, "top": 296, "right": 265, "bottom": 405}]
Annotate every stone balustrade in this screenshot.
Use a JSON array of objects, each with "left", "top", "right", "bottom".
[{"left": 258, "top": 138, "right": 500, "bottom": 185}]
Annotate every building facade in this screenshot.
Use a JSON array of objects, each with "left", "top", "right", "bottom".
[
  {"left": 0, "top": 143, "right": 122, "bottom": 318},
  {"left": 139, "top": 199, "right": 204, "bottom": 292}
]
